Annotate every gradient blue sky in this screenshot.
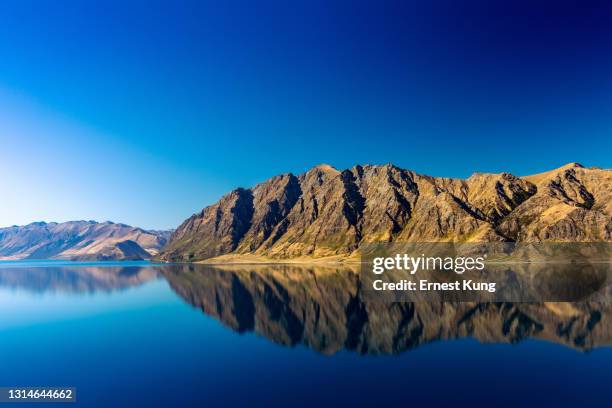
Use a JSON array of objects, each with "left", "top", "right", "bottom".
[{"left": 1, "top": 0, "right": 611, "bottom": 229}]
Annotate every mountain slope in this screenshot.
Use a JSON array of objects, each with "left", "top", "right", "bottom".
[
  {"left": 0, "top": 221, "right": 171, "bottom": 261},
  {"left": 158, "top": 163, "right": 611, "bottom": 262}
]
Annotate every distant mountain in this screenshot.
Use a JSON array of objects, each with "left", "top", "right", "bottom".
[
  {"left": 158, "top": 163, "right": 611, "bottom": 262},
  {"left": 0, "top": 221, "right": 172, "bottom": 261}
]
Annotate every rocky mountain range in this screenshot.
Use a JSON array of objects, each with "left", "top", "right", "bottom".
[
  {"left": 0, "top": 221, "right": 171, "bottom": 261},
  {"left": 158, "top": 162, "right": 611, "bottom": 262}
]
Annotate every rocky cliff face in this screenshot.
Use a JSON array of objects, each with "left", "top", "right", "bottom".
[
  {"left": 158, "top": 163, "right": 611, "bottom": 262},
  {"left": 162, "top": 264, "right": 612, "bottom": 355},
  {"left": 0, "top": 221, "right": 171, "bottom": 261}
]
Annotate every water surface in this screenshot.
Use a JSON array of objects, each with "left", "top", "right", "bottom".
[{"left": 0, "top": 261, "right": 611, "bottom": 407}]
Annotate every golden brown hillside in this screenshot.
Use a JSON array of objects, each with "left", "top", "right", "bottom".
[{"left": 158, "top": 163, "right": 611, "bottom": 262}]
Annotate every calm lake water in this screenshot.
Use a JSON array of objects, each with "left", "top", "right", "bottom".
[{"left": 1, "top": 261, "right": 611, "bottom": 407}]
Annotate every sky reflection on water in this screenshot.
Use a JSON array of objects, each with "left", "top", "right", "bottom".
[{"left": 0, "top": 262, "right": 611, "bottom": 407}]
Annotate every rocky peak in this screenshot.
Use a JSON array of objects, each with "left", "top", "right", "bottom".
[{"left": 311, "top": 163, "right": 339, "bottom": 173}]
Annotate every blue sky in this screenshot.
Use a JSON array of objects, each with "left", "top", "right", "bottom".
[{"left": 1, "top": 0, "right": 611, "bottom": 229}]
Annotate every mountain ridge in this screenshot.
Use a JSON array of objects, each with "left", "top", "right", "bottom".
[
  {"left": 0, "top": 220, "right": 172, "bottom": 261},
  {"left": 157, "top": 162, "right": 612, "bottom": 262}
]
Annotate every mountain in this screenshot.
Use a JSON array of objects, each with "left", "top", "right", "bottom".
[
  {"left": 158, "top": 163, "right": 611, "bottom": 262},
  {"left": 0, "top": 221, "right": 172, "bottom": 261}
]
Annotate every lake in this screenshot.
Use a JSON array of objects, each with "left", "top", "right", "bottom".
[{"left": 0, "top": 261, "right": 611, "bottom": 407}]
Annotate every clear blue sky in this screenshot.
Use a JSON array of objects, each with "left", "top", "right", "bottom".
[{"left": 1, "top": 0, "right": 611, "bottom": 230}]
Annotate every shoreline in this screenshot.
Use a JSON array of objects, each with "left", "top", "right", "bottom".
[{"left": 193, "top": 254, "right": 361, "bottom": 266}]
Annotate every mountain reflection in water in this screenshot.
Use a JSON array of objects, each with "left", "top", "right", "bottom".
[
  {"left": 1, "top": 262, "right": 610, "bottom": 355},
  {"left": 0, "top": 264, "right": 158, "bottom": 293},
  {"left": 160, "top": 264, "right": 612, "bottom": 355}
]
